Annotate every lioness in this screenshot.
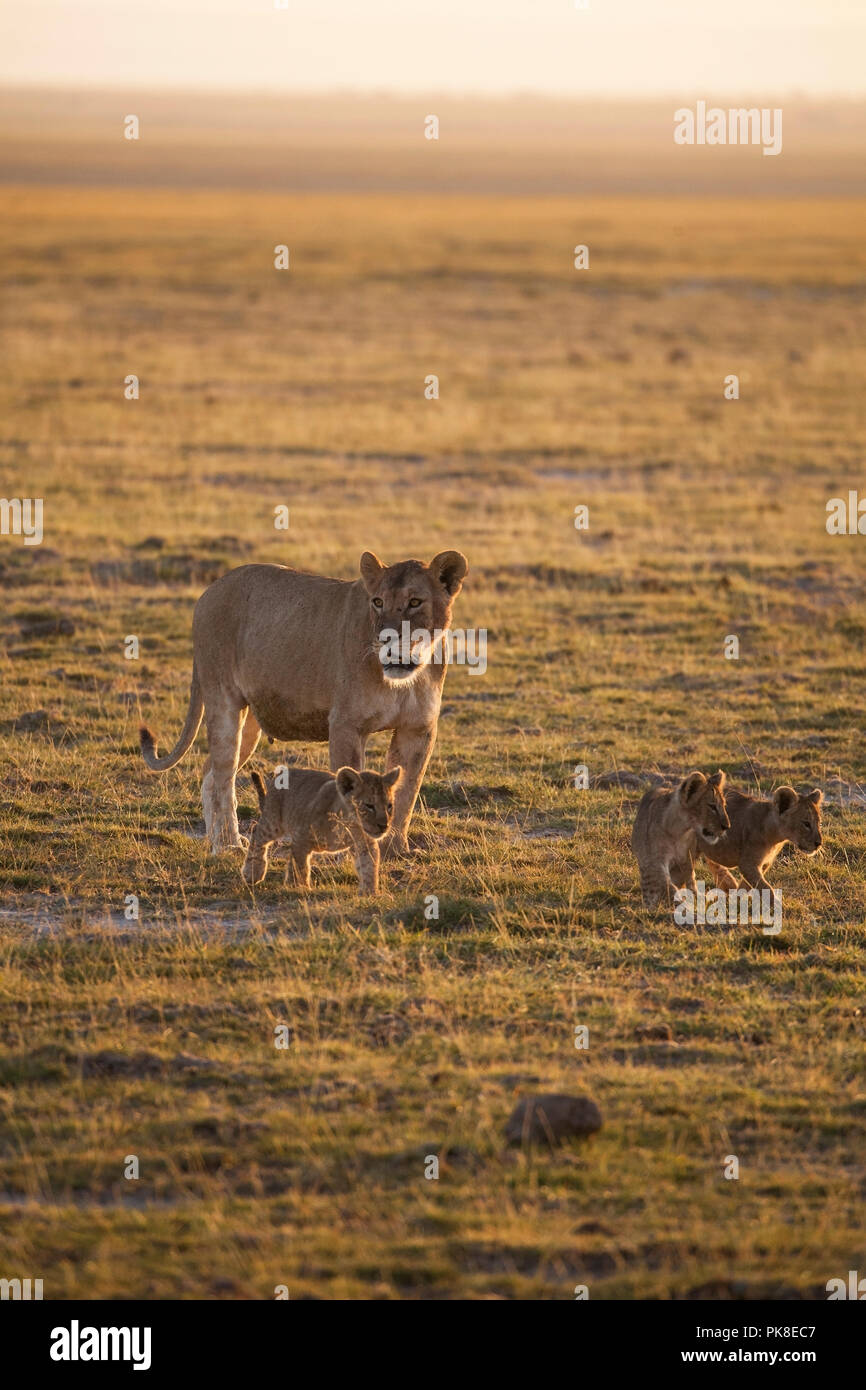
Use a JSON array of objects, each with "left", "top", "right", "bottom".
[
  {"left": 632, "top": 770, "right": 730, "bottom": 909},
  {"left": 697, "top": 785, "right": 823, "bottom": 892},
  {"left": 242, "top": 764, "right": 402, "bottom": 894},
  {"left": 139, "top": 550, "right": 468, "bottom": 855}
]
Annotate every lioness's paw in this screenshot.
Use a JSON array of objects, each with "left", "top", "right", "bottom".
[{"left": 210, "top": 836, "right": 247, "bottom": 856}]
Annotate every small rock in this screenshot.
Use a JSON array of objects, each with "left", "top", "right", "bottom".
[
  {"left": 505, "top": 1093, "right": 603, "bottom": 1147},
  {"left": 9, "top": 709, "right": 57, "bottom": 732},
  {"left": 635, "top": 1023, "right": 673, "bottom": 1042},
  {"left": 15, "top": 616, "right": 75, "bottom": 638},
  {"left": 668, "top": 346, "right": 691, "bottom": 364},
  {"left": 590, "top": 770, "right": 645, "bottom": 789},
  {"left": 172, "top": 1053, "right": 217, "bottom": 1071}
]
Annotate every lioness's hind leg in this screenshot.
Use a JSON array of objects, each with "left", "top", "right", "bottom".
[
  {"left": 202, "top": 710, "right": 259, "bottom": 845},
  {"left": 205, "top": 696, "right": 246, "bottom": 854},
  {"left": 237, "top": 711, "right": 262, "bottom": 771}
]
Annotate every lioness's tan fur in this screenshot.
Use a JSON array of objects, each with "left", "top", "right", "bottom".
[
  {"left": 631, "top": 770, "right": 730, "bottom": 909},
  {"left": 698, "top": 785, "right": 823, "bottom": 891},
  {"left": 139, "top": 550, "right": 467, "bottom": 855},
  {"left": 242, "top": 764, "right": 402, "bottom": 894}
]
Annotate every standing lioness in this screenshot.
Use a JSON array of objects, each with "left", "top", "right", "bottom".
[{"left": 140, "top": 550, "right": 468, "bottom": 855}]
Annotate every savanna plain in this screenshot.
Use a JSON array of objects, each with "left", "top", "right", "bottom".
[{"left": 1, "top": 184, "right": 865, "bottom": 1298}]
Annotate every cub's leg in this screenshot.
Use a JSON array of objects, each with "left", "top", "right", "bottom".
[
  {"left": 740, "top": 858, "right": 773, "bottom": 892},
  {"left": 638, "top": 863, "right": 672, "bottom": 911},
  {"left": 242, "top": 824, "right": 274, "bottom": 886},
  {"left": 383, "top": 723, "right": 436, "bottom": 856},
  {"left": 706, "top": 858, "right": 739, "bottom": 891},
  {"left": 670, "top": 855, "right": 697, "bottom": 894},
  {"left": 353, "top": 839, "right": 380, "bottom": 895},
  {"left": 289, "top": 846, "right": 312, "bottom": 891}
]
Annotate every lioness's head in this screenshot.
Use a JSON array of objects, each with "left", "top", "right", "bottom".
[
  {"left": 360, "top": 550, "right": 468, "bottom": 684},
  {"left": 336, "top": 765, "right": 403, "bottom": 838},
  {"left": 680, "top": 769, "right": 729, "bottom": 844},
  {"left": 774, "top": 786, "right": 823, "bottom": 853}
]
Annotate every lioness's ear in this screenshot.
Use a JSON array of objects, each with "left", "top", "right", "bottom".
[
  {"left": 359, "top": 551, "right": 385, "bottom": 593},
  {"left": 679, "top": 771, "right": 706, "bottom": 804},
  {"left": 708, "top": 769, "right": 726, "bottom": 789},
  {"left": 773, "top": 786, "right": 797, "bottom": 815},
  {"left": 336, "top": 767, "right": 361, "bottom": 797},
  {"left": 429, "top": 550, "right": 468, "bottom": 597},
  {"left": 806, "top": 788, "right": 823, "bottom": 806},
  {"left": 383, "top": 766, "right": 403, "bottom": 788}
]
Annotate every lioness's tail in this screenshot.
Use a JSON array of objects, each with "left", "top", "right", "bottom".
[
  {"left": 250, "top": 770, "right": 268, "bottom": 812},
  {"left": 139, "top": 667, "right": 205, "bottom": 771}
]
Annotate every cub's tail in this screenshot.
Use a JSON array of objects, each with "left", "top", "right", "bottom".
[{"left": 250, "top": 770, "right": 268, "bottom": 813}]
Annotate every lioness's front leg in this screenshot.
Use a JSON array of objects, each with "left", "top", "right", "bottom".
[
  {"left": 328, "top": 725, "right": 367, "bottom": 775},
  {"left": 383, "top": 724, "right": 436, "bottom": 856}
]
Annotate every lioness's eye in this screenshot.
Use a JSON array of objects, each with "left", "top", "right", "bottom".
[
  {"left": 408, "top": 598, "right": 421, "bottom": 608},
  {"left": 364, "top": 802, "right": 375, "bottom": 811},
  {"left": 372, "top": 597, "right": 383, "bottom": 608}
]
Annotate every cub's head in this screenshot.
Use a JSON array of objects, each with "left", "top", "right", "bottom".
[
  {"left": 360, "top": 549, "right": 468, "bottom": 684},
  {"left": 335, "top": 765, "right": 403, "bottom": 838},
  {"left": 774, "top": 786, "right": 823, "bottom": 853},
  {"left": 680, "top": 769, "right": 730, "bottom": 844}
]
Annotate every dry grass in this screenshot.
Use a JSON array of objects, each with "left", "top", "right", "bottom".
[{"left": 0, "top": 186, "right": 864, "bottom": 1299}]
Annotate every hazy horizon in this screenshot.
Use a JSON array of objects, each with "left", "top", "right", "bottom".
[{"left": 2, "top": 0, "right": 864, "bottom": 99}]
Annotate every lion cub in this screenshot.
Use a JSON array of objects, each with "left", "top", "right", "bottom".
[
  {"left": 697, "top": 785, "right": 823, "bottom": 891},
  {"left": 242, "top": 764, "right": 403, "bottom": 895},
  {"left": 632, "top": 770, "right": 729, "bottom": 909}
]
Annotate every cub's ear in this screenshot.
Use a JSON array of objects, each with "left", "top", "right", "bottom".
[
  {"left": 383, "top": 766, "right": 403, "bottom": 788},
  {"left": 429, "top": 550, "right": 468, "bottom": 597},
  {"left": 806, "top": 788, "right": 824, "bottom": 806},
  {"left": 708, "top": 769, "right": 727, "bottom": 789},
  {"left": 679, "top": 771, "right": 706, "bottom": 803},
  {"left": 336, "top": 767, "right": 361, "bottom": 797},
  {"left": 359, "top": 551, "right": 385, "bottom": 593},
  {"left": 773, "top": 786, "right": 798, "bottom": 815}
]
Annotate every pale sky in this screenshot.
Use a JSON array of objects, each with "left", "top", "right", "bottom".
[{"left": 1, "top": 0, "right": 864, "bottom": 96}]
